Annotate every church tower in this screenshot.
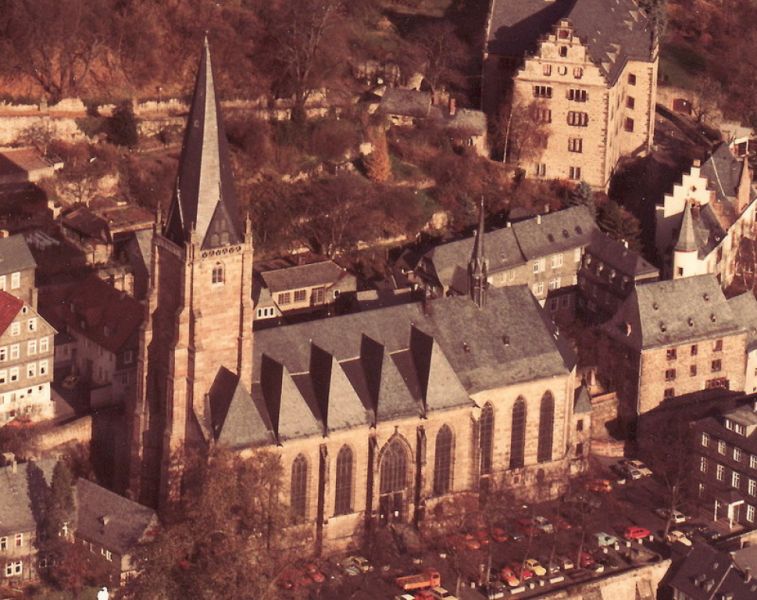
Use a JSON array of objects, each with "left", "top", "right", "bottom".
[{"left": 128, "top": 39, "right": 254, "bottom": 508}]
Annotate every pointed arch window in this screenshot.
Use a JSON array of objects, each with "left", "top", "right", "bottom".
[
  {"left": 380, "top": 439, "right": 407, "bottom": 494},
  {"left": 433, "top": 425, "right": 453, "bottom": 496},
  {"left": 290, "top": 454, "right": 308, "bottom": 519},
  {"left": 537, "top": 391, "right": 555, "bottom": 463},
  {"left": 480, "top": 403, "right": 494, "bottom": 476},
  {"left": 510, "top": 398, "right": 527, "bottom": 469},
  {"left": 211, "top": 262, "right": 224, "bottom": 285},
  {"left": 334, "top": 446, "right": 353, "bottom": 515}
]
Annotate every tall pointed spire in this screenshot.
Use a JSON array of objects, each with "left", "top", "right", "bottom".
[
  {"left": 164, "top": 37, "right": 242, "bottom": 249},
  {"left": 469, "top": 197, "right": 488, "bottom": 308},
  {"left": 675, "top": 200, "right": 698, "bottom": 253}
]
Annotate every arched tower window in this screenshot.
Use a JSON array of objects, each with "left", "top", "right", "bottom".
[
  {"left": 510, "top": 397, "right": 527, "bottom": 469},
  {"left": 433, "top": 425, "right": 453, "bottom": 496},
  {"left": 211, "top": 262, "right": 224, "bottom": 285},
  {"left": 379, "top": 439, "right": 407, "bottom": 495},
  {"left": 334, "top": 445, "right": 353, "bottom": 515},
  {"left": 537, "top": 391, "right": 555, "bottom": 463},
  {"left": 480, "top": 403, "right": 494, "bottom": 476},
  {"left": 290, "top": 454, "right": 308, "bottom": 519}
]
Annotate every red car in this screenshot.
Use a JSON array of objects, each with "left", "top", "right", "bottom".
[
  {"left": 579, "top": 551, "right": 596, "bottom": 569},
  {"left": 304, "top": 562, "right": 326, "bottom": 583},
  {"left": 414, "top": 592, "right": 435, "bottom": 600},
  {"left": 500, "top": 566, "right": 520, "bottom": 586},
  {"left": 510, "top": 562, "right": 534, "bottom": 581},
  {"left": 515, "top": 517, "right": 539, "bottom": 537},
  {"left": 474, "top": 528, "right": 490, "bottom": 546},
  {"left": 552, "top": 515, "right": 573, "bottom": 531},
  {"left": 491, "top": 526, "right": 509, "bottom": 543},
  {"left": 624, "top": 525, "right": 651, "bottom": 540}
]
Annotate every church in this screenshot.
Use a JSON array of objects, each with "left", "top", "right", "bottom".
[{"left": 127, "top": 41, "right": 584, "bottom": 551}]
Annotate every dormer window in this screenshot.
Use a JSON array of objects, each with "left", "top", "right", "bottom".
[
  {"left": 211, "top": 262, "right": 224, "bottom": 285},
  {"left": 559, "top": 46, "right": 568, "bottom": 57}
]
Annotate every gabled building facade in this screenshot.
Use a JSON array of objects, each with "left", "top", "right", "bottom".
[{"left": 483, "top": 0, "right": 658, "bottom": 188}]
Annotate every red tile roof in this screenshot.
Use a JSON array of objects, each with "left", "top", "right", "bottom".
[{"left": 0, "top": 291, "right": 23, "bottom": 337}]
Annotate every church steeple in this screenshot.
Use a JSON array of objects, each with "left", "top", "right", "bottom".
[
  {"left": 469, "top": 197, "right": 488, "bottom": 308},
  {"left": 164, "top": 37, "right": 242, "bottom": 249}
]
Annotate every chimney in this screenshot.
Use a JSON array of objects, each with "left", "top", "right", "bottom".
[
  {"left": 536, "top": 214, "right": 542, "bottom": 225},
  {"left": 448, "top": 97, "right": 456, "bottom": 116},
  {"left": 623, "top": 239, "right": 629, "bottom": 249},
  {"left": 506, "top": 221, "right": 511, "bottom": 228},
  {"left": 693, "top": 159, "right": 701, "bottom": 167}
]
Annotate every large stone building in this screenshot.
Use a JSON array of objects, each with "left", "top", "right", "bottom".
[
  {"left": 128, "top": 41, "right": 583, "bottom": 551},
  {"left": 600, "top": 275, "right": 747, "bottom": 428},
  {"left": 655, "top": 145, "right": 756, "bottom": 285},
  {"left": 483, "top": 0, "right": 658, "bottom": 188}
]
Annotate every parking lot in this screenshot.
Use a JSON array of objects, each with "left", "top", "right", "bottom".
[{"left": 280, "top": 457, "right": 726, "bottom": 600}]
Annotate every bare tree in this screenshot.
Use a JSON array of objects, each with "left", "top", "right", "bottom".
[
  {"left": 690, "top": 74, "right": 723, "bottom": 125},
  {"left": 407, "top": 21, "right": 469, "bottom": 94},
  {"left": 493, "top": 98, "right": 549, "bottom": 165}
]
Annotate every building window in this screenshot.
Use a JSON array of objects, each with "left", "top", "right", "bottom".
[
  {"left": 576, "top": 419, "right": 584, "bottom": 432},
  {"left": 334, "top": 445, "right": 353, "bottom": 515},
  {"left": 665, "top": 368, "right": 676, "bottom": 381},
  {"left": 39, "top": 337, "right": 49, "bottom": 353},
  {"left": 290, "top": 454, "right": 308, "bottom": 520},
  {"left": 700, "top": 456, "right": 707, "bottom": 472},
  {"left": 575, "top": 442, "right": 584, "bottom": 456},
  {"left": 433, "top": 425, "right": 453, "bottom": 496},
  {"left": 27, "top": 363, "right": 36, "bottom": 378},
  {"left": 39, "top": 361, "right": 48, "bottom": 376},
  {"left": 628, "top": 73, "right": 636, "bottom": 85},
  {"left": 567, "top": 111, "right": 589, "bottom": 126},
  {"left": 509, "top": 397, "right": 527, "bottom": 469},
  {"left": 533, "top": 282, "right": 544, "bottom": 296},
  {"left": 479, "top": 403, "right": 494, "bottom": 476},
  {"left": 749, "top": 479, "right": 756, "bottom": 496},
  {"left": 718, "top": 440, "right": 726, "bottom": 455},
  {"left": 714, "top": 339, "right": 723, "bottom": 352},
  {"left": 0, "top": 276, "right": 5, "bottom": 291},
  {"left": 10, "top": 345, "right": 18, "bottom": 360},
  {"left": 712, "top": 359, "right": 722, "bottom": 372},
  {"left": 701, "top": 432, "right": 709, "bottom": 447},
  {"left": 10, "top": 322, "right": 19, "bottom": 336},
  {"left": 569, "top": 166, "right": 581, "bottom": 180},
  {"left": 543, "top": 64, "right": 552, "bottom": 76},
  {"left": 734, "top": 447, "right": 743, "bottom": 462},
  {"left": 277, "top": 292, "right": 291, "bottom": 306},
  {"left": 667, "top": 348, "right": 677, "bottom": 360},
  {"left": 573, "top": 67, "right": 583, "bottom": 78},
  {"left": 312, "top": 287, "right": 325, "bottom": 305},
  {"left": 0, "top": 347, "right": 5, "bottom": 362},
  {"left": 691, "top": 344, "right": 698, "bottom": 356},
  {"left": 748, "top": 505, "right": 756, "bottom": 523},
  {"left": 293, "top": 289, "right": 307, "bottom": 303},
  {"left": 626, "top": 96, "right": 635, "bottom": 109},
  {"left": 9, "top": 368, "right": 18, "bottom": 383},
  {"left": 4, "top": 561, "right": 22, "bottom": 577},
  {"left": 716, "top": 464, "right": 725, "bottom": 481},
  {"left": 27, "top": 318, "right": 37, "bottom": 332},
  {"left": 559, "top": 46, "right": 567, "bottom": 57},
  {"left": 537, "top": 392, "right": 555, "bottom": 463},
  {"left": 211, "top": 263, "right": 224, "bottom": 285},
  {"left": 690, "top": 365, "right": 697, "bottom": 377},
  {"left": 11, "top": 272, "right": 20, "bottom": 289},
  {"left": 533, "top": 261, "right": 542, "bottom": 273},
  {"left": 0, "top": 537, "right": 5, "bottom": 550},
  {"left": 379, "top": 438, "right": 408, "bottom": 496},
  {"left": 664, "top": 388, "right": 675, "bottom": 399},
  {"left": 123, "top": 351, "right": 134, "bottom": 365},
  {"left": 27, "top": 340, "right": 36, "bottom": 355},
  {"left": 568, "top": 137, "right": 583, "bottom": 153},
  {"left": 551, "top": 254, "right": 563, "bottom": 269},
  {"left": 568, "top": 89, "right": 587, "bottom": 102},
  {"left": 534, "top": 163, "right": 547, "bottom": 176},
  {"left": 624, "top": 118, "right": 635, "bottom": 132},
  {"left": 752, "top": 455, "right": 757, "bottom": 469},
  {"left": 105, "top": 550, "right": 112, "bottom": 561},
  {"left": 0, "top": 370, "right": 5, "bottom": 385},
  {"left": 733, "top": 471, "right": 741, "bottom": 489},
  {"left": 533, "top": 85, "right": 552, "bottom": 98},
  {"left": 532, "top": 107, "right": 552, "bottom": 123},
  {"left": 14, "top": 534, "right": 22, "bottom": 547}
]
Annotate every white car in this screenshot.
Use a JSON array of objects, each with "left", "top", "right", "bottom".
[
  {"left": 625, "top": 459, "right": 653, "bottom": 477},
  {"left": 666, "top": 530, "right": 693, "bottom": 546},
  {"left": 430, "top": 587, "right": 459, "bottom": 600},
  {"left": 656, "top": 508, "right": 687, "bottom": 524}
]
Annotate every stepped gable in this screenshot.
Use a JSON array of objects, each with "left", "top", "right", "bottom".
[{"left": 164, "top": 37, "right": 242, "bottom": 249}]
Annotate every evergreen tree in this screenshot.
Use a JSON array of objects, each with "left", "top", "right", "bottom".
[
  {"left": 566, "top": 181, "right": 596, "bottom": 217},
  {"left": 108, "top": 101, "right": 139, "bottom": 148},
  {"left": 46, "top": 460, "right": 75, "bottom": 541},
  {"left": 597, "top": 200, "right": 643, "bottom": 251}
]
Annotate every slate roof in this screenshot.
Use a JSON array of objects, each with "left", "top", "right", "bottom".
[
  {"left": 379, "top": 89, "right": 433, "bottom": 119},
  {"left": 0, "top": 234, "right": 36, "bottom": 275},
  {"left": 40, "top": 274, "right": 142, "bottom": 354},
  {"left": 511, "top": 205, "right": 597, "bottom": 259},
  {"left": 574, "top": 385, "right": 592, "bottom": 414},
  {"left": 0, "top": 459, "right": 55, "bottom": 536},
  {"left": 700, "top": 143, "right": 749, "bottom": 205},
  {"left": 164, "top": 39, "right": 242, "bottom": 250},
  {"left": 62, "top": 207, "right": 111, "bottom": 243},
  {"left": 0, "top": 148, "right": 53, "bottom": 177},
  {"left": 75, "top": 478, "right": 157, "bottom": 556},
  {"left": 236, "top": 286, "right": 573, "bottom": 443},
  {"left": 603, "top": 275, "right": 744, "bottom": 351},
  {"left": 586, "top": 230, "right": 658, "bottom": 279},
  {"left": 259, "top": 260, "right": 351, "bottom": 293},
  {"left": 728, "top": 293, "right": 757, "bottom": 351},
  {"left": 675, "top": 201, "right": 698, "bottom": 253},
  {"left": 486, "top": 0, "right": 655, "bottom": 83},
  {"left": 442, "top": 108, "right": 487, "bottom": 135},
  {"left": 0, "top": 291, "right": 23, "bottom": 337},
  {"left": 668, "top": 543, "right": 757, "bottom": 599}
]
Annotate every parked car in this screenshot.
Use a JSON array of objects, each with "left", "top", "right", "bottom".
[
  {"left": 491, "top": 526, "right": 509, "bottom": 543},
  {"left": 341, "top": 555, "right": 373, "bottom": 574},
  {"left": 447, "top": 533, "right": 481, "bottom": 551},
  {"left": 304, "top": 562, "right": 326, "bottom": 583},
  {"left": 552, "top": 515, "right": 573, "bottom": 531},
  {"left": 500, "top": 566, "right": 520, "bottom": 587},
  {"left": 666, "top": 530, "right": 693, "bottom": 547},
  {"left": 533, "top": 516, "right": 554, "bottom": 534},
  {"left": 429, "top": 586, "right": 459, "bottom": 600},
  {"left": 579, "top": 551, "right": 596, "bottom": 569},
  {"left": 595, "top": 531, "right": 619, "bottom": 547},
  {"left": 524, "top": 558, "right": 546, "bottom": 577},
  {"left": 557, "top": 556, "right": 575, "bottom": 571},
  {"left": 623, "top": 459, "right": 653, "bottom": 477},
  {"left": 515, "top": 517, "right": 538, "bottom": 537},
  {"left": 623, "top": 525, "right": 651, "bottom": 540},
  {"left": 473, "top": 528, "right": 490, "bottom": 547},
  {"left": 510, "top": 562, "right": 534, "bottom": 582},
  {"left": 655, "top": 508, "right": 687, "bottom": 524},
  {"left": 562, "top": 491, "right": 601, "bottom": 513}
]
